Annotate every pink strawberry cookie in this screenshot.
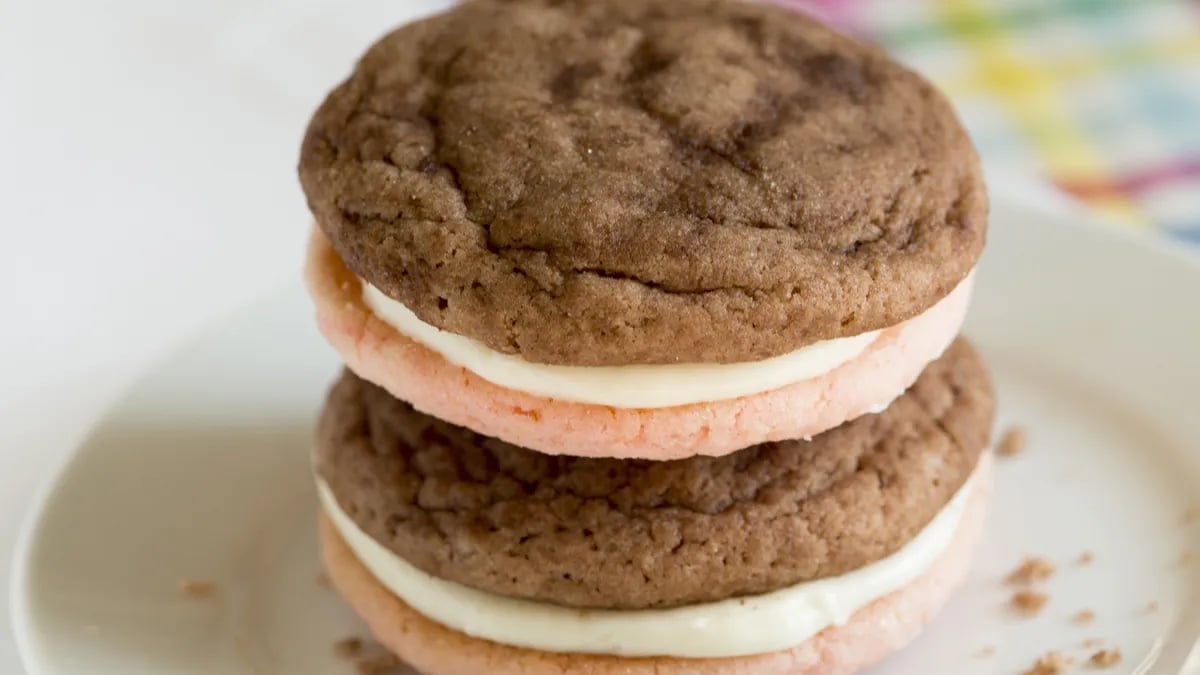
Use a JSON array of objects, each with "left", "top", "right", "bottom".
[{"left": 305, "top": 228, "right": 973, "bottom": 460}]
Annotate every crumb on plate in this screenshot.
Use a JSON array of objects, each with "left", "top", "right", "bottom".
[
  {"left": 1007, "top": 557, "right": 1056, "bottom": 585},
  {"left": 1074, "top": 609, "right": 1096, "bottom": 625},
  {"left": 1023, "top": 651, "right": 1070, "bottom": 675},
  {"left": 334, "top": 637, "right": 364, "bottom": 658},
  {"left": 976, "top": 646, "right": 996, "bottom": 658},
  {"left": 1082, "top": 638, "right": 1105, "bottom": 648},
  {"left": 179, "top": 579, "right": 216, "bottom": 599},
  {"left": 997, "top": 427, "right": 1027, "bottom": 457},
  {"left": 1089, "top": 649, "right": 1122, "bottom": 668},
  {"left": 1078, "top": 551, "right": 1095, "bottom": 566},
  {"left": 1146, "top": 600, "right": 1160, "bottom": 613},
  {"left": 1012, "top": 590, "right": 1049, "bottom": 614}
]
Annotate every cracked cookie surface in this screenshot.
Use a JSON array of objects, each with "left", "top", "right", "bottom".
[
  {"left": 315, "top": 339, "right": 994, "bottom": 610},
  {"left": 299, "top": 0, "right": 987, "bottom": 366}
]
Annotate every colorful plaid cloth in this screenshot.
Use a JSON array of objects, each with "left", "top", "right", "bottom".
[{"left": 778, "top": 0, "right": 1200, "bottom": 243}]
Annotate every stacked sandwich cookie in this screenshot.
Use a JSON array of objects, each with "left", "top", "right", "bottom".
[{"left": 300, "top": 1, "right": 993, "bottom": 673}]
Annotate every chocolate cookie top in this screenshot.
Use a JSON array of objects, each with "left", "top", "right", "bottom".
[
  {"left": 316, "top": 339, "right": 994, "bottom": 610},
  {"left": 299, "top": 0, "right": 986, "bottom": 366}
]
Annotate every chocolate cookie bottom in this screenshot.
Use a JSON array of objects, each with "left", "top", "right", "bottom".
[
  {"left": 316, "top": 456, "right": 990, "bottom": 667},
  {"left": 316, "top": 339, "right": 994, "bottom": 610}
]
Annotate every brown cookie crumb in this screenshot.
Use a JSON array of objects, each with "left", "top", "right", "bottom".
[
  {"left": 1089, "top": 649, "right": 1122, "bottom": 668},
  {"left": 179, "top": 579, "right": 216, "bottom": 599},
  {"left": 1024, "top": 651, "right": 1070, "bottom": 675},
  {"left": 331, "top": 634, "right": 407, "bottom": 673},
  {"left": 1012, "top": 590, "right": 1049, "bottom": 614},
  {"left": 334, "top": 637, "right": 363, "bottom": 658},
  {"left": 1146, "top": 600, "right": 1160, "bottom": 613},
  {"left": 1074, "top": 609, "right": 1096, "bottom": 625},
  {"left": 1078, "top": 551, "right": 1095, "bottom": 566},
  {"left": 1007, "top": 557, "right": 1056, "bottom": 585},
  {"left": 976, "top": 646, "right": 996, "bottom": 658},
  {"left": 997, "top": 427, "right": 1027, "bottom": 457},
  {"left": 1082, "top": 638, "right": 1105, "bottom": 648}
]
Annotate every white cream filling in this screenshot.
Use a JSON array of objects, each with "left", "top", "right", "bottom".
[
  {"left": 318, "top": 475, "right": 972, "bottom": 659},
  {"left": 361, "top": 281, "right": 881, "bottom": 408}
]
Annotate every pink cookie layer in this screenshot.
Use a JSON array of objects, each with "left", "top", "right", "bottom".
[
  {"left": 319, "top": 455, "right": 991, "bottom": 675},
  {"left": 305, "top": 227, "right": 972, "bottom": 459}
]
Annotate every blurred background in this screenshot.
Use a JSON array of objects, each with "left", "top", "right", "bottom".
[
  {"left": 0, "top": 0, "right": 1197, "bottom": 667},
  {"left": 791, "top": 0, "right": 1200, "bottom": 235}
]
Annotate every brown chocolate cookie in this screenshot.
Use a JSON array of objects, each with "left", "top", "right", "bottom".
[
  {"left": 299, "top": 0, "right": 986, "bottom": 366},
  {"left": 315, "top": 339, "right": 994, "bottom": 610}
]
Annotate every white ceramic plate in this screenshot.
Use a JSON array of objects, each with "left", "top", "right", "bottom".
[{"left": 11, "top": 198, "right": 1200, "bottom": 675}]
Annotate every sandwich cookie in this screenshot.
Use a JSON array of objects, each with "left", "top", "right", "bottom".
[
  {"left": 299, "top": 0, "right": 986, "bottom": 459},
  {"left": 314, "top": 339, "right": 995, "bottom": 674}
]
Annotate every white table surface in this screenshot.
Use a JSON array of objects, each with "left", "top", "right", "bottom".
[{"left": 0, "top": 2, "right": 1092, "bottom": 672}]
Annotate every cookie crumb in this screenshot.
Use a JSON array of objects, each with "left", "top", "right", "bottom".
[
  {"left": 1012, "top": 590, "right": 1049, "bottom": 614},
  {"left": 1078, "top": 551, "right": 1095, "bottom": 566},
  {"left": 1082, "top": 638, "right": 1105, "bottom": 648},
  {"left": 1146, "top": 600, "right": 1160, "bottom": 613},
  {"left": 1074, "top": 609, "right": 1096, "bottom": 625},
  {"left": 179, "top": 579, "right": 216, "bottom": 599},
  {"left": 338, "top": 638, "right": 407, "bottom": 675},
  {"left": 1007, "top": 557, "right": 1056, "bottom": 585},
  {"left": 997, "top": 427, "right": 1027, "bottom": 457},
  {"left": 334, "top": 637, "right": 363, "bottom": 658},
  {"left": 355, "top": 652, "right": 402, "bottom": 675},
  {"left": 1089, "top": 649, "right": 1122, "bottom": 668},
  {"left": 1023, "top": 651, "right": 1069, "bottom": 674},
  {"left": 976, "top": 646, "right": 996, "bottom": 658}
]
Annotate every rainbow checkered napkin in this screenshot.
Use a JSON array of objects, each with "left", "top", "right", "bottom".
[{"left": 779, "top": 0, "right": 1200, "bottom": 243}]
